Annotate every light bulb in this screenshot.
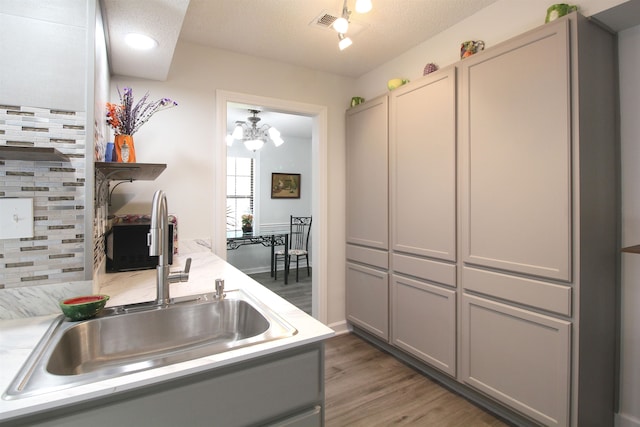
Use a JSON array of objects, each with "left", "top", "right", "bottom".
[
  {"left": 339, "top": 34, "right": 353, "bottom": 50},
  {"left": 226, "top": 134, "right": 234, "bottom": 146},
  {"left": 268, "top": 127, "right": 281, "bottom": 139},
  {"left": 244, "top": 139, "right": 264, "bottom": 152},
  {"left": 355, "top": 0, "right": 372, "bottom": 13},
  {"left": 333, "top": 17, "right": 349, "bottom": 34},
  {"left": 232, "top": 124, "right": 243, "bottom": 139}
]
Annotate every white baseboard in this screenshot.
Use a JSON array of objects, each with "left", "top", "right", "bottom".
[
  {"left": 617, "top": 413, "right": 640, "bottom": 427},
  {"left": 328, "top": 320, "right": 350, "bottom": 335}
]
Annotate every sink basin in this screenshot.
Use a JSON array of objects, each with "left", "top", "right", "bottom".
[{"left": 3, "top": 289, "right": 297, "bottom": 399}]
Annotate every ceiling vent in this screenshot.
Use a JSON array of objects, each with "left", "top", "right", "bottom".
[
  {"left": 311, "top": 10, "right": 338, "bottom": 29},
  {"left": 310, "top": 10, "right": 368, "bottom": 35}
]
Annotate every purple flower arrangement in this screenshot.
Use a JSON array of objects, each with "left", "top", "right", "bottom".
[{"left": 106, "top": 87, "right": 177, "bottom": 135}]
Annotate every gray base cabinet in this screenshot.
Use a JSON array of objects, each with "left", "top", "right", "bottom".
[
  {"left": 461, "top": 295, "right": 571, "bottom": 426},
  {"left": 346, "top": 260, "right": 389, "bottom": 340},
  {"left": 4, "top": 344, "right": 325, "bottom": 427},
  {"left": 391, "top": 274, "right": 456, "bottom": 376},
  {"left": 346, "top": 12, "right": 617, "bottom": 427}
]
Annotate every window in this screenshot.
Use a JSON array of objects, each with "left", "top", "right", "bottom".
[{"left": 226, "top": 157, "right": 254, "bottom": 231}]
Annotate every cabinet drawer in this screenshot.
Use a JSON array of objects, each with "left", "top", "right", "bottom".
[
  {"left": 346, "top": 244, "right": 389, "bottom": 269},
  {"left": 346, "top": 262, "right": 389, "bottom": 340},
  {"left": 392, "top": 253, "right": 456, "bottom": 288},
  {"left": 462, "top": 267, "right": 571, "bottom": 316},
  {"left": 391, "top": 275, "right": 456, "bottom": 376},
  {"left": 461, "top": 294, "right": 571, "bottom": 426}
]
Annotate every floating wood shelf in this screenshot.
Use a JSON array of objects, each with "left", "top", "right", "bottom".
[
  {"left": 0, "top": 146, "right": 69, "bottom": 162},
  {"left": 622, "top": 245, "right": 640, "bottom": 254},
  {"left": 95, "top": 162, "right": 166, "bottom": 181}
]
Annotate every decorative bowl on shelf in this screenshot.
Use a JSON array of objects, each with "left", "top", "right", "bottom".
[{"left": 60, "top": 295, "right": 110, "bottom": 321}]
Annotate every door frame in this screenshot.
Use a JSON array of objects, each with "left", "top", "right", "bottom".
[{"left": 215, "top": 90, "right": 328, "bottom": 323}]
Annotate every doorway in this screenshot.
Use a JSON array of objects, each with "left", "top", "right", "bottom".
[{"left": 215, "top": 90, "right": 328, "bottom": 324}]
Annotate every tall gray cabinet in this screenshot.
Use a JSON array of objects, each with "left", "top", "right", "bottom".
[
  {"left": 389, "top": 67, "right": 458, "bottom": 377},
  {"left": 345, "top": 13, "right": 617, "bottom": 427},
  {"left": 345, "top": 96, "right": 389, "bottom": 341}
]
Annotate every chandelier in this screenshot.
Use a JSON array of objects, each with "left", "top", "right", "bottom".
[{"left": 227, "top": 109, "right": 284, "bottom": 152}]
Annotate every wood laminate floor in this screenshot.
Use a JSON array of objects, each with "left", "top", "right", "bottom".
[
  {"left": 248, "top": 268, "right": 312, "bottom": 315},
  {"left": 324, "top": 333, "right": 509, "bottom": 427}
]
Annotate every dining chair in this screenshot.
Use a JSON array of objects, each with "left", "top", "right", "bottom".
[{"left": 274, "top": 216, "right": 312, "bottom": 282}]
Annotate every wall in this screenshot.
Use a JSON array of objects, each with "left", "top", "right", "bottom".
[
  {"left": 110, "top": 43, "right": 353, "bottom": 326},
  {"left": 619, "top": 23, "right": 640, "bottom": 427},
  {"left": 0, "top": 1, "right": 90, "bottom": 289},
  {"left": 0, "top": 0, "right": 86, "bottom": 112},
  {"left": 355, "top": 0, "right": 627, "bottom": 100}
]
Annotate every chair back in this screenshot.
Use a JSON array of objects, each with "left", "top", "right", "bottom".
[{"left": 290, "top": 216, "right": 312, "bottom": 251}]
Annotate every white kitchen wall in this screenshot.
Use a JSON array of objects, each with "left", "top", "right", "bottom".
[
  {"left": 109, "top": 43, "right": 353, "bottom": 327},
  {"left": 0, "top": 0, "right": 86, "bottom": 112},
  {"left": 355, "top": 0, "right": 627, "bottom": 101},
  {"left": 619, "top": 23, "right": 640, "bottom": 427},
  {"left": 0, "top": 0, "right": 98, "bottom": 291}
]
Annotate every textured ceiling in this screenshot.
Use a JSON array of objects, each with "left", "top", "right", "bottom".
[{"left": 103, "top": 0, "right": 499, "bottom": 80}]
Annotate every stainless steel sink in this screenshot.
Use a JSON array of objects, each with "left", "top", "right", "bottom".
[{"left": 3, "top": 289, "right": 297, "bottom": 399}]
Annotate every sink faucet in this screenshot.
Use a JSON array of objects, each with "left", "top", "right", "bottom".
[{"left": 148, "top": 190, "right": 191, "bottom": 305}]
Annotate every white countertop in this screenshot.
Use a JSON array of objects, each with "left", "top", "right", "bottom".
[{"left": 0, "top": 244, "right": 334, "bottom": 422}]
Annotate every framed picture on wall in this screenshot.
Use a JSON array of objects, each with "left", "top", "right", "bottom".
[{"left": 271, "top": 173, "right": 301, "bottom": 199}]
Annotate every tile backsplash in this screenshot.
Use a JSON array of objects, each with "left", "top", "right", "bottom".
[{"left": 0, "top": 105, "right": 87, "bottom": 289}]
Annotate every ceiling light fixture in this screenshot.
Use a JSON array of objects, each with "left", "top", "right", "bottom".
[
  {"left": 338, "top": 33, "right": 353, "bottom": 50},
  {"left": 230, "top": 109, "right": 284, "bottom": 152},
  {"left": 355, "top": 0, "right": 372, "bottom": 13},
  {"left": 333, "top": 0, "right": 351, "bottom": 34},
  {"left": 124, "top": 33, "right": 158, "bottom": 50}
]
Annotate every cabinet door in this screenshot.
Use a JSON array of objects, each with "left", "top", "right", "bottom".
[
  {"left": 391, "top": 274, "right": 456, "bottom": 376},
  {"left": 390, "top": 67, "right": 456, "bottom": 262},
  {"left": 346, "top": 96, "right": 389, "bottom": 250},
  {"left": 346, "top": 262, "right": 389, "bottom": 340},
  {"left": 461, "top": 294, "right": 571, "bottom": 427},
  {"left": 459, "top": 19, "right": 572, "bottom": 281}
]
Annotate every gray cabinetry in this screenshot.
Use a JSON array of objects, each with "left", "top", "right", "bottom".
[
  {"left": 461, "top": 294, "right": 571, "bottom": 426},
  {"left": 5, "top": 344, "right": 325, "bottom": 427},
  {"left": 388, "top": 66, "right": 458, "bottom": 376},
  {"left": 390, "top": 66, "right": 457, "bottom": 262},
  {"left": 345, "top": 96, "right": 390, "bottom": 341},
  {"left": 346, "top": 95, "right": 389, "bottom": 250},
  {"left": 459, "top": 18, "right": 572, "bottom": 282},
  {"left": 345, "top": 13, "right": 616, "bottom": 427},
  {"left": 391, "top": 274, "right": 456, "bottom": 376},
  {"left": 459, "top": 14, "right": 617, "bottom": 427},
  {"left": 346, "top": 256, "right": 389, "bottom": 340}
]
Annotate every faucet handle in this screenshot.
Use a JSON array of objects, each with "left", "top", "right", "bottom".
[{"left": 168, "top": 257, "right": 192, "bottom": 284}]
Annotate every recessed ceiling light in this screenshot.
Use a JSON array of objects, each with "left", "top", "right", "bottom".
[{"left": 125, "top": 33, "right": 158, "bottom": 50}]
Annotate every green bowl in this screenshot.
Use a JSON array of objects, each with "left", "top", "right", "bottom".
[{"left": 60, "top": 295, "right": 110, "bottom": 321}]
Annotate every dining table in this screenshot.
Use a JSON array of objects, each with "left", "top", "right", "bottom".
[{"left": 226, "top": 230, "right": 290, "bottom": 284}]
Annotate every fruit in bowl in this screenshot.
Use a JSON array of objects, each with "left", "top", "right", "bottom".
[{"left": 60, "top": 295, "right": 110, "bottom": 321}]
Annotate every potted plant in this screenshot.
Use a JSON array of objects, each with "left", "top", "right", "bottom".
[{"left": 241, "top": 214, "right": 253, "bottom": 233}]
